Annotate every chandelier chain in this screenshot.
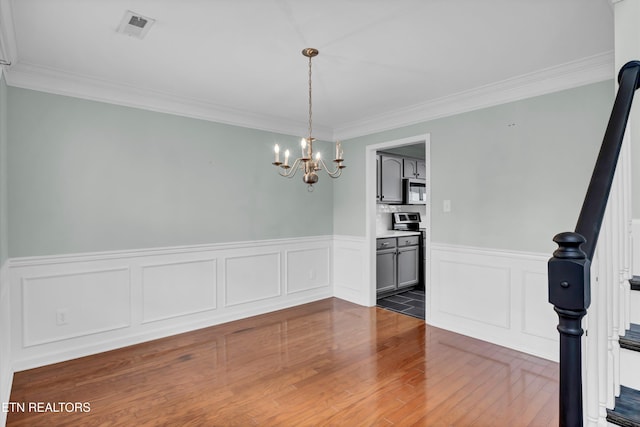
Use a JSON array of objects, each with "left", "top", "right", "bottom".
[{"left": 308, "top": 53, "right": 313, "bottom": 142}]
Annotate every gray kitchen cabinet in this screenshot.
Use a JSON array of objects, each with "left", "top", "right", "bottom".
[
  {"left": 376, "top": 154, "right": 381, "bottom": 202},
  {"left": 397, "top": 245, "right": 419, "bottom": 288},
  {"left": 403, "top": 157, "right": 427, "bottom": 179},
  {"left": 416, "top": 159, "right": 426, "bottom": 179},
  {"left": 376, "top": 235, "right": 420, "bottom": 295},
  {"left": 376, "top": 248, "right": 396, "bottom": 293},
  {"left": 379, "top": 155, "right": 403, "bottom": 203}
]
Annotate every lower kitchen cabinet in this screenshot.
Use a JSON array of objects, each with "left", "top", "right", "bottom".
[
  {"left": 397, "top": 245, "right": 419, "bottom": 288},
  {"left": 376, "top": 248, "right": 396, "bottom": 293},
  {"left": 376, "top": 235, "right": 420, "bottom": 295}
]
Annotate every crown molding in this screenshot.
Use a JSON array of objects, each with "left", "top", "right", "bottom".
[
  {"left": 334, "top": 51, "right": 614, "bottom": 140},
  {"left": 0, "top": 0, "right": 615, "bottom": 141},
  {"left": 2, "top": 46, "right": 613, "bottom": 143},
  {"left": 0, "top": 0, "right": 16, "bottom": 66},
  {"left": 4, "top": 61, "right": 335, "bottom": 141}
]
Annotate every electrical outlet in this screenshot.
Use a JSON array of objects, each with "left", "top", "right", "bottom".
[
  {"left": 56, "top": 308, "right": 69, "bottom": 326},
  {"left": 309, "top": 269, "right": 316, "bottom": 280},
  {"left": 443, "top": 200, "right": 452, "bottom": 213}
]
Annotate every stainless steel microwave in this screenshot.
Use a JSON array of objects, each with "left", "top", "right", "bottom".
[{"left": 403, "top": 178, "right": 427, "bottom": 204}]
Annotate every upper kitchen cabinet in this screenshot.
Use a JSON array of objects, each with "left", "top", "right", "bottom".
[
  {"left": 403, "top": 158, "right": 427, "bottom": 179},
  {"left": 379, "top": 154, "right": 403, "bottom": 204},
  {"left": 376, "top": 154, "right": 382, "bottom": 202}
]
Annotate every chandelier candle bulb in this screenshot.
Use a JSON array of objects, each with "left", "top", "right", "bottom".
[
  {"left": 284, "top": 149, "right": 290, "bottom": 166},
  {"left": 274, "top": 144, "right": 280, "bottom": 163},
  {"left": 336, "top": 141, "right": 342, "bottom": 160}
]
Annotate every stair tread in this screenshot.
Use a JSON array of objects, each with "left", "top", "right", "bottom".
[
  {"left": 631, "top": 276, "right": 640, "bottom": 291},
  {"left": 607, "top": 386, "right": 640, "bottom": 427},
  {"left": 621, "top": 324, "right": 640, "bottom": 352}
]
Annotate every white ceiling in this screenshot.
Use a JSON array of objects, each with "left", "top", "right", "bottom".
[{"left": 0, "top": 0, "right": 615, "bottom": 140}]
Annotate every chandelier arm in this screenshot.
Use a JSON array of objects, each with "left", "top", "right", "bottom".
[
  {"left": 278, "top": 158, "right": 303, "bottom": 178},
  {"left": 317, "top": 158, "right": 343, "bottom": 178}
]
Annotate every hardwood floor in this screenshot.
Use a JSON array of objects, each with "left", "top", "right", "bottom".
[{"left": 7, "top": 298, "right": 558, "bottom": 426}]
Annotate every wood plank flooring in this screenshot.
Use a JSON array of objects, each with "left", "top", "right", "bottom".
[{"left": 7, "top": 298, "right": 559, "bottom": 426}]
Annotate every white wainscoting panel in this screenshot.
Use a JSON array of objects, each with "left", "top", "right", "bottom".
[
  {"left": 286, "top": 247, "right": 330, "bottom": 294},
  {"left": 438, "top": 260, "right": 511, "bottom": 328},
  {"left": 8, "top": 236, "right": 333, "bottom": 371},
  {"left": 22, "top": 268, "right": 131, "bottom": 347},
  {"left": 430, "top": 243, "right": 558, "bottom": 361},
  {"left": 225, "top": 252, "right": 281, "bottom": 306},
  {"left": 0, "top": 261, "right": 12, "bottom": 427},
  {"left": 142, "top": 259, "right": 216, "bottom": 323},
  {"left": 521, "top": 270, "right": 557, "bottom": 339},
  {"left": 332, "top": 235, "right": 368, "bottom": 306}
]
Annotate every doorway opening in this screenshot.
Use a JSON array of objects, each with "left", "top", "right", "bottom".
[{"left": 365, "top": 134, "right": 431, "bottom": 321}]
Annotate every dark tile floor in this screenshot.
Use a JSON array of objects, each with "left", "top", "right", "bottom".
[{"left": 377, "top": 289, "right": 425, "bottom": 320}]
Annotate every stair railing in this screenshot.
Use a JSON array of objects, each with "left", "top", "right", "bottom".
[{"left": 548, "top": 60, "right": 640, "bottom": 427}]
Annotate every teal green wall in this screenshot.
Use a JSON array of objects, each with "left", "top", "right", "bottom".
[
  {"left": 0, "top": 75, "right": 7, "bottom": 265},
  {"left": 335, "top": 80, "right": 615, "bottom": 254},
  {"left": 7, "top": 88, "right": 334, "bottom": 257},
  {"left": 4, "top": 80, "right": 616, "bottom": 257}
]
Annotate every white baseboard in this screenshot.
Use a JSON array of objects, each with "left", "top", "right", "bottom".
[
  {"left": 429, "top": 243, "right": 558, "bottom": 362},
  {"left": 8, "top": 236, "right": 334, "bottom": 371}
]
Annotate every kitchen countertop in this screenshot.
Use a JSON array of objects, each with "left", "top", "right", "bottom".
[{"left": 376, "top": 230, "right": 421, "bottom": 238}]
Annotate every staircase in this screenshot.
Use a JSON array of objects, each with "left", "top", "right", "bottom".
[
  {"left": 548, "top": 60, "right": 640, "bottom": 427},
  {"left": 607, "top": 277, "right": 640, "bottom": 426}
]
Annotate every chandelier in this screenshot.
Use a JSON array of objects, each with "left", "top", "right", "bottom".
[{"left": 271, "top": 48, "right": 345, "bottom": 190}]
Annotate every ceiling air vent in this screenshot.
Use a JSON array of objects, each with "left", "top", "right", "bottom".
[{"left": 117, "top": 10, "right": 155, "bottom": 39}]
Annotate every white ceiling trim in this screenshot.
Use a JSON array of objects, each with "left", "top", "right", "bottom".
[
  {"left": 0, "top": 0, "right": 16, "bottom": 66},
  {"left": 4, "top": 61, "right": 335, "bottom": 141},
  {"left": 3, "top": 51, "right": 614, "bottom": 142},
  {"left": 334, "top": 51, "right": 615, "bottom": 140},
  {"left": 0, "top": 0, "right": 615, "bottom": 142}
]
